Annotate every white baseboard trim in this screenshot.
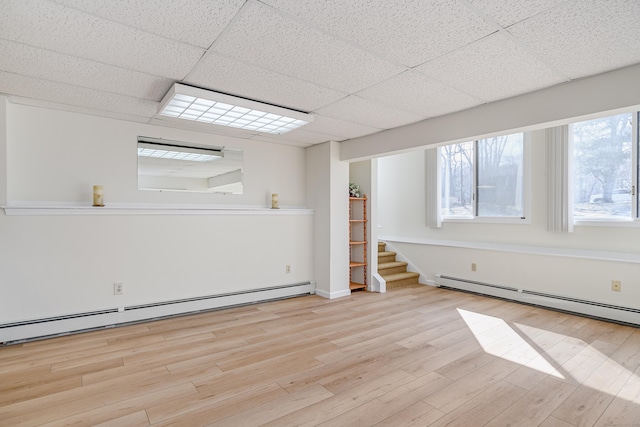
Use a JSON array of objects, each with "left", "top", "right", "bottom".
[
  {"left": 1, "top": 282, "right": 315, "bottom": 345},
  {"left": 372, "top": 272, "right": 386, "bottom": 293},
  {"left": 436, "top": 275, "right": 640, "bottom": 326},
  {"left": 315, "top": 289, "right": 351, "bottom": 299}
]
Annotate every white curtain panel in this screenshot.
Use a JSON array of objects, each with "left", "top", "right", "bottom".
[
  {"left": 546, "top": 125, "right": 574, "bottom": 232},
  {"left": 425, "top": 148, "right": 442, "bottom": 228}
]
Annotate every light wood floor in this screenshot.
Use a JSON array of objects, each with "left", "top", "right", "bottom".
[{"left": 1, "top": 285, "right": 640, "bottom": 426}]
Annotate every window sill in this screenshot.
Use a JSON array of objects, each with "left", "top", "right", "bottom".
[
  {"left": 442, "top": 216, "right": 530, "bottom": 225},
  {"left": 574, "top": 218, "right": 640, "bottom": 227},
  {"left": 379, "top": 235, "right": 640, "bottom": 264}
]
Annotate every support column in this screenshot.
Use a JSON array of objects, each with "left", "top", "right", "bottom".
[{"left": 306, "top": 141, "right": 349, "bottom": 299}]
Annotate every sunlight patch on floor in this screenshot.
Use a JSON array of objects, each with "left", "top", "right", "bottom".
[
  {"left": 457, "top": 308, "right": 564, "bottom": 379},
  {"left": 458, "top": 308, "right": 640, "bottom": 406}
]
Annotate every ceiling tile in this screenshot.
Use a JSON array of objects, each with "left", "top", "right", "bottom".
[
  {"left": 357, "top": 71, "right": 483, "bottom": 118},
  {"left": 315, "top": 96, "right": 426, "bottom": 129},
  {"left": 53, "top": 0, "right": 245, "bottom": 49},
  {"left": 250, "top": 128, "right": 341, "bottom": 146},
  {"left": 262, "top": 0, "right": 496, "bottom": 67},
  {"left": 0, "top": 71, "right": 158, "bottom": 117},
  {"left": 303, "top": 115, "right": 382, "bottom": 140},
  {"left": 468, "top": 0, "right": 568, "bottom": 27},
  {"left": 0, "top": 0, "right": 204, "bottom": 79},
  {"left": 8, "top": 96, "right": 152, "bottom": 124},
  {"left": 0, "top": 39, "right": 173, "bottom": 101},
  {"left": 415, "top": 32, "right": 567, "bottom": 102},
  {"left": 211, "top": 1, "right": 405, "bottom": 93},
  {"left": 508, "top": 0, "right": 640, "bottom": 79},
  {"left": 249, "top": 134, "right": 313, "bottom": 148},
  {"left": 185, "top": 52, "right": 346, "bottom": 112}
]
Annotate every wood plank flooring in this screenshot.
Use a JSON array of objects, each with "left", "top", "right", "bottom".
[{"left": 1, "top": 285, "right": 639, "bottom": 426}]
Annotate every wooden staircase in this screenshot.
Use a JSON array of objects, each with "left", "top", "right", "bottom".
[{"left": 378, "top": 242, "right": 420, "bottom": 289}]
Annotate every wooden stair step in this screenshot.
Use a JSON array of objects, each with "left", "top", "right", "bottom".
[
  {"left": 380, "top": 271, "right": 419, "bottom": 280},
  {"left": 378, "top": 251, "right": 396, "bottom": 263},
  {"left": 382, "top": 272, "right": 420, "bottom": 289},
  {"left": 378, "top": 261, "right": 409, "bottom": 275},
  {"left": 378, "top": 261, "right": 402, "bottom": 269},
  {"left": 379, "top": 261, "right": 407, "bottom": 268}
]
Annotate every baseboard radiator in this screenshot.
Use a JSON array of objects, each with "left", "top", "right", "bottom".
[
  {"left": 0, "top": 282, "right": 315, "bottom": 345},
  {"left": 435, "top": 275, "right": 640, "bottom": 326}
]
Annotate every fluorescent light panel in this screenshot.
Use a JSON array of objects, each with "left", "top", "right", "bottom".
[
  {"left": 157, "top": 84, "right": 313, "bottom": 134},
  {"left": 137, "top": 139, "right": 223, "bottom": 162}
]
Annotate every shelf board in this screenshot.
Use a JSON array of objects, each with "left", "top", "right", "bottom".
[
  {"left": 349, "top": 194, "right": 367, "bottom": 291},
  {"left": 2, "top": 205, "right": 314, "bottom": 216},
  {"left": 349, "top": 282, "right": 366, "bottom": 290}
]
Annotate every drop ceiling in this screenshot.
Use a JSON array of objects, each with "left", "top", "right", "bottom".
[{"left": 1, "top": 0, "right": 639, "bottom": 148}]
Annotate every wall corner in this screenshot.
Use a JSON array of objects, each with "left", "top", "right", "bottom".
[{"left": 0, "top": 96, "right": 7, "bottom": 206}]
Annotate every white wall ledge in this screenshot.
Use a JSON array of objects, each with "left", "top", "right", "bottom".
[
  {"left": 378, "top": 235, "right": 640, "bottom": 265},
  {"left": 2, "top": 204, "right": 314, "bottom": 216}
]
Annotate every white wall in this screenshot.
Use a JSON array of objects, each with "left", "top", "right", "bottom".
[
  {"left": 0, "top": 98, "right": 6, "bottom": 206},
  {"left": 0, "top": 101, "right": 313, "bottom": 323},
  {"left": 6, "top": 103, "right": 306, "bottom": 207},
  {"left": 377, "top": 129, "right": 640, "bottom": 308}
]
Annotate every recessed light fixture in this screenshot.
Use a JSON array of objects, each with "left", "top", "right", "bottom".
[{"left": 156, "top": 83, "right": 313, "bottom": 134}]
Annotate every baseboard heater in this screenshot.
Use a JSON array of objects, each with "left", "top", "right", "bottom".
[
  {"left": 0, "top": 282, "right": 315, "bottom": 345},
  {"left": 435, "top": 275, "right": 640, "bottom": 327}
]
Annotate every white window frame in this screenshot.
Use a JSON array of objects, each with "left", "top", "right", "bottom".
[
  {"left": 437, "top": 132, "right": 531, "bottom": 225},
  {"left": 571, "top": 111, "right": 640, "bottom": 227}
]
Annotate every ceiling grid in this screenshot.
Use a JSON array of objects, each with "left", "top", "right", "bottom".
[{"left": 0, "top": 0, "right": 638, "bottom": 147}]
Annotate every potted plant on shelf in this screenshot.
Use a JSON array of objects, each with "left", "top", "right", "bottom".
[{"left": 349, "top": 183, "right": 360, "bottom": 198}]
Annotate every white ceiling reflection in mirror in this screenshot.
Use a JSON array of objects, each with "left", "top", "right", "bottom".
[{"left": 137, "top": 137, "right": 243, "bottom": 194}]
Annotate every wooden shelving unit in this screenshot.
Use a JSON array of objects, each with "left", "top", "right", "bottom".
[{"left": 349, "top": 196, "right": 367, "bottom": 291}]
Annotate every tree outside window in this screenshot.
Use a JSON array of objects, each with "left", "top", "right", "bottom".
[
  {"left": 477, "top": 134, "right": 524, "bottom": 217},
  {"left": 440, "top": 133, "right": 524, "bottom": 218},
  {"left": 441, "top": 141, "right": 473, "bottom": 216},
  {"left": 571, "top": 113, "right": 632, "bottom": 219}
]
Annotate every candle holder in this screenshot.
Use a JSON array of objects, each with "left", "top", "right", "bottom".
[{"left": 93, "top": 185, "right": 104, "bottom": 207}]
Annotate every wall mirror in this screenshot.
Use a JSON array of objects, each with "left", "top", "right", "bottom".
[{"left": 137, "top": 137, "right": 243, "bottom": 194}]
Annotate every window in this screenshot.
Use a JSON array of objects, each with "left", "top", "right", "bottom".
[
  {"left": 570, "top": 112, "right": 636, "bottom": 221},
  {"left": 440, "top": 132, "right": 525, "bottom": 219}
]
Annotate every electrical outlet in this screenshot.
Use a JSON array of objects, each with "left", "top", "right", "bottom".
[
  {"left": 114, "top": 282, "right": 124, "bottom": 295},
  {"left": 611, "top": 280, "right": 621, "bottom": 292},
  {"left": 471, "top": 263, "right": 477, "bottom": 272},
  {"left": 286, "top": 265, "right": 291, "bottom": 274}
]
